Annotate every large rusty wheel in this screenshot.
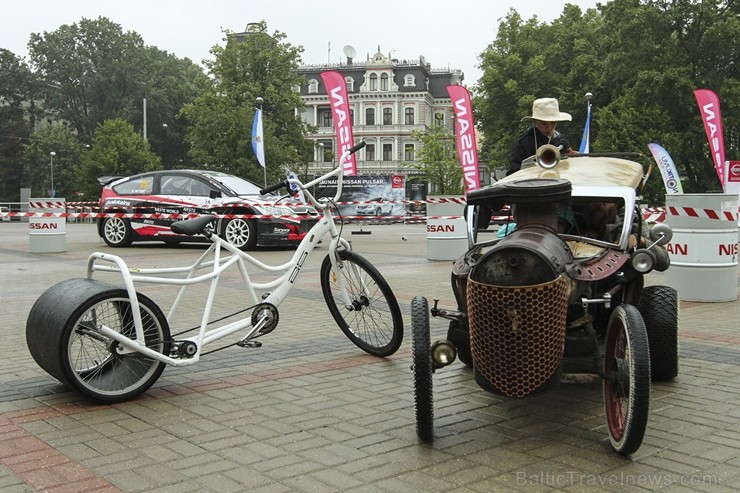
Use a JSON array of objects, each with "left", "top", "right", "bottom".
[
  {"left": 411, "top": 296, "right": 434, "bottom": 441},
  {"left": 603, "top": 304, "right": 650, "bottom": 455}
]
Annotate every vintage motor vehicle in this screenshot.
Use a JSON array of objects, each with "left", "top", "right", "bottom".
[{"left": 411, "top": 145, "right": 679, "bottom": 456}]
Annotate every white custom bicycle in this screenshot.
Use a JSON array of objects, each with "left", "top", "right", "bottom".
[{"left": 26, "top": 141, "right": 404, "bottom": 403}]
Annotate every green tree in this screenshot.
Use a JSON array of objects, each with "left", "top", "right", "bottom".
[
  {"left": 406, "top": 125, "right": 463, "bottom": 195},
  {"left": 27, "top": 16, "right": 208, "bottom": 154},
  {"left": 22, "top": 125, "right": 85, "bottom": 199},
  {"left": 0, "top": 49, "right": 37, "bottom": 201},
  {"left": 182, "top": 21, "right": 312, "bottom": 184},
  {"left": 76, "top": 119, "right": 162, "bottom": 199},
  {"left": 475, "top": 0, "right": 739, "bottom": 205}
]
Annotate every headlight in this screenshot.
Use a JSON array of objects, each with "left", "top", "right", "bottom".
[
  {"left": 431, "top": 340, "right": 457, "bottom": 368},
  {"left": 256, "top": 205, "right": 292, "bottom": 217},
  {"left": 631, "top": 249, "right": 655, "bottom": 273}
]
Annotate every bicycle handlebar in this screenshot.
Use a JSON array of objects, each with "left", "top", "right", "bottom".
[
  {"left": 259, "top": 140, "right": 366, "bottom": 196},
  {"left": 347, "top": 140, "right": 367, "bottom": 154},
  {"left": 259, "top": 180, "right": 289, "bottom": 195}
]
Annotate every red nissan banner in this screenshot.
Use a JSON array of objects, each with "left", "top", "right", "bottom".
[
  {"left": 694, "top": 89, "right": 726, "bottom": 189},
  {"left": 321, "top": 71, "right": 357, "bottom": 176},
  {"left": 446, "top": 85, "right": 480, "bottom": 193}
]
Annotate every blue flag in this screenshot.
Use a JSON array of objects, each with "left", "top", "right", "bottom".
[
  {"left": 251, "top": 109, "right": 265, "bottom": 167},
  {"left": 578, "top": 103, "right": 591, "bottom": 154}
]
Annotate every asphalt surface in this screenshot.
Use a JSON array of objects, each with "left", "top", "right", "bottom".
[{"left": 1, "top": 220, "right": 739, "bottom": 492}]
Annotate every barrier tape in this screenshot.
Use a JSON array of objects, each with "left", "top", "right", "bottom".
[
  {"left": 61, "top": 197, "right": 469, "bottom": 208},
  {"left": 1, "top": 211, "right": 472, "bottom": 221},
  {"left": 15, "top": 203, "right": 737, "bottom": 224}
]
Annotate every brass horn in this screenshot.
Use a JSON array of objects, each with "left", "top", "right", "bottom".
[{"left": 536, "top": 144, "right": 561, "bottom": 169}]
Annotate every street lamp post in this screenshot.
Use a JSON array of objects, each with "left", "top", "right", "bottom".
[{"left": 49, "top": 151, "right": 56, "bottom": 198}]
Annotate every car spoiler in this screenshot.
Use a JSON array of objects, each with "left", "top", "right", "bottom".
[{"left": 97, "top": 175, "right": 124, "bottom": 186}]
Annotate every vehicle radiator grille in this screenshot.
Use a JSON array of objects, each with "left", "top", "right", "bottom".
[{"left": 467, "top": 274, "right": 569, "bottom": 398}]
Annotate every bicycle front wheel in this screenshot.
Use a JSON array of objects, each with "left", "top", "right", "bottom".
[{"left": 320, "top": 250, "right": 403, "bottom": 357}]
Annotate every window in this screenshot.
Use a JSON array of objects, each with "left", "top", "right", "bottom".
[
  {"left": 345, "top": 77, "right": 354, "bottom": 91},
  {"left": 383, "top": 143, "right": 393, "bottom": 161},
  {"left": 383, "top": 108, "right": 392, "bottom": 125},
  {"left": 308, "top": 79, "right": 319, "bottom": 94},
  {"left": 404, "top": 144, "right": 415, "bottom": 161},
  {"left": 404, "top": 74, "right": 415, "bottom": 87},
  {"left": 381, "top": 73, "right": 389, "bottom": 91},
  {"left": 322, "top": 111, "right": 332, "bottom": 128},
  {"left": 323, "top": 143, "right": 333, "bottom": 162},
  {"left": 405, "top": 107, "right": 415, "bottom": 125},
  {"left": 369, "top": 74, "right": 377, "bottom": 91},
  {"left": 365, "top": 144, "right": 375, "bottom": 161},
  {"left": 161, "top": 176, "right": 214, "bottom": 196},
  {"left": 434, "top": 112, "right": 445, "bottom": 126},
  {"left": 365, "top": 108, "right": 375, "bottom": 126},
  {"left": 114, "top": 175, "right": 154, "bottom": 195}
]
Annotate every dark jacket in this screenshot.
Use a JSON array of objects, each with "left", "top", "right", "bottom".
[{"left": 507, "top": 126, "right": 569, "bottom": 175}]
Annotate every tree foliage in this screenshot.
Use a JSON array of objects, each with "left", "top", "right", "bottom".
[
  {"left": 182, "top": 21, "right": 313, "bottom": 185},
  {"left": 407, "top": 125, "right": 463, "bottom": 195},
  {"left": 76, "top": 119, "right": 162, "bottom": 199},
  {"left": 22, "top": 125, "right": 86, "bottom": 199},
  {"left": 0, "top": 50, "right": 39, "bottom": 200},
  {"left": 27, "top": 16, "right": 208, "bottom": 158},
  {"left": 475, "top": 0, "right": 739, "bottom": 205}
]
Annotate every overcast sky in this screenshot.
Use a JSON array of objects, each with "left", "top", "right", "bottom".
[{"left": 2, "top": 0, "right": 601, "bottom": 85}]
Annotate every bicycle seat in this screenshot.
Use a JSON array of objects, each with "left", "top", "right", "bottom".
[{"left": 171, "top": 215, "right": 217, "bottom": 236}]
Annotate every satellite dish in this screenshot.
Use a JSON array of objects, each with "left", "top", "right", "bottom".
[{"left": 343, "top": 45, "right": 357, "bottom": 59}]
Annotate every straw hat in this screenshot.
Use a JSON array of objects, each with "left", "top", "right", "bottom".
[{"left": 521, "top": 98, "right": 572, "bottom": 122}]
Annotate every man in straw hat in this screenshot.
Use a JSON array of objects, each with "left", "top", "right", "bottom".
[{"left": 507, "top": 98, "right": 572, "bottom": 175}]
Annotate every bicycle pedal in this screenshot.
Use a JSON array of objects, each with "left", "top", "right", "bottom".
[{"left": 237, "top": 340, "right": 262, "bottom": 348}]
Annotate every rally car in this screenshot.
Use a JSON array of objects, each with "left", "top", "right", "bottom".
[{"left": 97, "top": 170, "right": 318, "bottom": 250}]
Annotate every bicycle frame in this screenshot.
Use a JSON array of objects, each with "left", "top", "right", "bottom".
[{"left": 86, "top": 147, "right": 363, "bottom": 367}]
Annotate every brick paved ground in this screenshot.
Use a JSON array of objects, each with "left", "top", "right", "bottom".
[{"left": 1, "top": 221, "right": 738, "bottom": 492}]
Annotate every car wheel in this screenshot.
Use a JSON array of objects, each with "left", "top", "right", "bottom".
[
  {"left": 638, "top": 285, "right": 679, "bottom": 381},
  {"left": 102, "top": 217, "right": 133, "bottom": 247},
  {"left": 221, "top": 217, "right": 257, "bottom": 251}
]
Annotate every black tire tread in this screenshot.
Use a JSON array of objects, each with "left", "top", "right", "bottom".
[{"left": 411, "top": 296, "right": 434, "bottom": 441}]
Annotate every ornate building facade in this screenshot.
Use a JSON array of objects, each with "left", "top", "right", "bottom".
[{"left": 296, "top": 47, "right": 470, "bottom": 186}]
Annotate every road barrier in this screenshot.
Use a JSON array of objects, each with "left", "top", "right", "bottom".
[
  {"left": 29, "top": 199, "right": 66, "bottom": 253},
  {"left": 664, "top": 193, "right": 739, "bottom": 302}
]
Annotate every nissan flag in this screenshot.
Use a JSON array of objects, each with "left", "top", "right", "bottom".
[
  {"left": 320, "top": 71, "right": 357, "bottom": 176},
  {"left": 446, "top": 85, "right": 480, "bottom": 193},
  {"left": 694, "top": 89, "right": 726, "bottom": 189}
]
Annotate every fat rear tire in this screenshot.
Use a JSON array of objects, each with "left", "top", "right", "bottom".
[{"left": 26, "top": 278, "right": 170, "bottom": 403}]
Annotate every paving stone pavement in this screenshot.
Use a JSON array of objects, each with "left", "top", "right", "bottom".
[{"left": 1, "top": 221, "right": 738, "bottom": 492}]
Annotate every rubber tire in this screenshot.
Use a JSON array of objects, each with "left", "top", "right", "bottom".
[
  {"left": 638, "top": 285, "right": 679, "bottom": 381},
  {"left": 603, "top": 304, "right": 651, "bottom": 456},
  {"left": 26, "top": 278, "right": 170, "bottom": 403},
  {"left": 411, "top": 296, "right": 434, "bottom": 441},
  {"left": 320, "top": 249, "right": 403, "bottom": 357},
  {"left": 102, "top": 217, "right": 133, "bottom": 247},
  {"left": 221, "top": 217, "right": 257, "bottom": 251}
]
